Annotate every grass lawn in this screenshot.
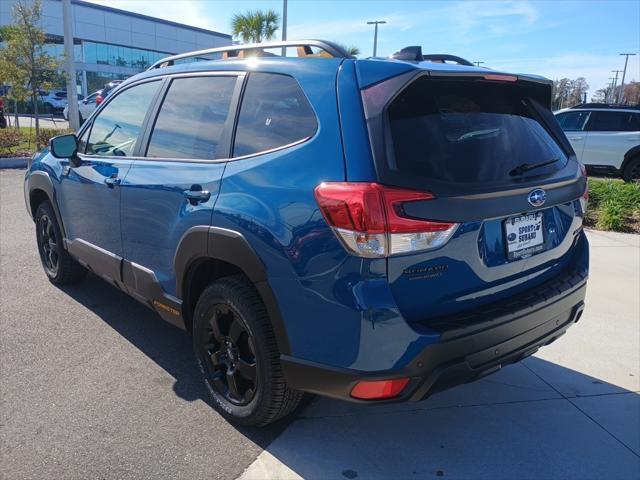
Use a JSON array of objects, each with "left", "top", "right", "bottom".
[{"left": 585, "top": 177, "right": 640, "bottom": 233}]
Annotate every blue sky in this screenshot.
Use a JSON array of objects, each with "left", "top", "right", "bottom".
[{"left": 86, "top": 0, "right": 640, "bottom": 96}]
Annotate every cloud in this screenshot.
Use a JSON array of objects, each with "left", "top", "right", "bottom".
[{"left": 84, "top": 0, "right": 227, "bottom": 32}]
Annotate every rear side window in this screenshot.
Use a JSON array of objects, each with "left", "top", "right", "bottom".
[
  {"left": 147, "top": 76, "right": 237, "bottom": 159},
  {"left": 85, "top": 81, "right": 160, "bottom": 157},
  {"left": 233, "top": 73, "right": 317, "bottom": 157},
  {"left": 386, "top": 78, "right": 567, "bottom": 185},
  {"left": 586, "top": 111, "right": 640, "bottom": 132},
  {"left": 556, "top": 111, "right": 589, "bottom": 131}
]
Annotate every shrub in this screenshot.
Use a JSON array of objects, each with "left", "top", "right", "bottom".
[
  {"left": 0, "top": 128, "right": 22, "bottom": 153},
  {"left": 36, "top": 127, "right": 74, "bottom": 148},
  {"left": 586, "top": 178, "right": 640, "bottom": 232}
]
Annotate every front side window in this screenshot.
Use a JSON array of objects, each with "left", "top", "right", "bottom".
[
  {"left": 556, "top": 111, "right": 589, "bottom": 131},
  {"left": 586, "top": 111, "right": 640, "bottom": 132},
  {"left": 85, "top": 81, "right": 160, "bottom": 157},
  {"left": 146, "top": 76, "right": 237, "bottom": 160},
  {"left": 233, "top": 73, "right": 317, "bottom": 157}
]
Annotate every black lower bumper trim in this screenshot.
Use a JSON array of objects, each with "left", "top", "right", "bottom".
[{"left": 281, "top": 281, "right": 587, "bottom": 404}]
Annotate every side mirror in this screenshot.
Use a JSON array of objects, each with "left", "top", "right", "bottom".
[{"left": 50, "top": 134, "right": 79, "bottom": 163}]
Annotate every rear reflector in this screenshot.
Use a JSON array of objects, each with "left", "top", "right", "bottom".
[
  {"left": 314, "top": 182, "right": 458, "bottom": 258},
  {"left": 351, "top": 378, "right": 410, "bottom": 400}
]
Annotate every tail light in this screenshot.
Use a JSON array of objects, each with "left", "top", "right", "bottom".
[
  {"left": 95, "top": 95, "right": 104, "bottom": 105},
  {"left": 579, "top": 162, "right": 588, "bottom": 211},
  {"left": 314, "top": 182, "right": 458, "bottom": 258}
]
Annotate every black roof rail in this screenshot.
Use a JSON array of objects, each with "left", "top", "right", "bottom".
[
  {"left": 570, "top": 103, "right": 640, "bottom": 110},
  {"left": 390, "top": 46, "right": 474, "bottom": 66},
  {"left": 147, "top": 39, "right": 353, "bottom": 70},
  {"left": 422, "top": 54, "right": 474, "bottom": 67}
]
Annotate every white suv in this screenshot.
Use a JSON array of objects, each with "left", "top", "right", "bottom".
[
  {"left": 555, "top": 104, "right": 640, "bottom": 181},
  {"left": 63, "top": 90, "right": 101, "bottom": 125}
]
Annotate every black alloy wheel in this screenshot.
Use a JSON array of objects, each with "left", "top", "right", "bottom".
[
  {"left": 193, "top": 275, "right": 304, "bottom": 426},
  {"left": 36, "top": 212, "right": 59, "bottom": 277},
  {"left": 200, "top": 303, "right": 258, "bottom": 405},
  {"left": 34, "top": 201, "right": 86, "bottom": 284}
]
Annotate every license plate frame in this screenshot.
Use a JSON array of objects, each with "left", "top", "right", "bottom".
[{"left": 504, "top": 212, "right": 545, "bottom": 260}]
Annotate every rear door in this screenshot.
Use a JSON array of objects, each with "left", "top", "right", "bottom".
[
  {"left": 360, "top": 73, "right": 586, "bottom": 325},
  {"left": 121, "top": 73, "right": 242, "bottom": 297},
  {"left": 582, "top": 111, "right": 640, "bottom": 169},
  {"left": 555, "top": 110, "right": 590, "bottom": 161}
]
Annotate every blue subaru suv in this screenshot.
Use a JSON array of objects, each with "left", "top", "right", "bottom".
[{"left": 24, "top": 41, "right": 589, "bottom": 426}]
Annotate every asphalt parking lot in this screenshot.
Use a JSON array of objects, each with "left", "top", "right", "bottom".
[{"left": 1, "top": 168, "right": 639, "bottom": 479}]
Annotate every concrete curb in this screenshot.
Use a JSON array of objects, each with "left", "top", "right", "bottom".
[{"left": 0, "top": 157, "right": 28, "bottom": 169}]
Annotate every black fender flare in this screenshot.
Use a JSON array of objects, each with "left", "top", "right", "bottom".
[
  {"left": 26, "top": 171, "right": 66, "bottom": 238},
  {"left": 621, "top": 144, "right": 640, "bottom": 172},
  {"left": 175, "top": 226, "right": 291, "bottom": 354}
]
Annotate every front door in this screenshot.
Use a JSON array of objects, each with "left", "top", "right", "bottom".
[
  {"left": 121, "top": 74, "right": 242, "bottom": 297},
  {"left": 57, "top": 80, "right": 162, "bottom": 283},
  {"left": 555, "top": 110, "right": 590, "bottom": 161}
]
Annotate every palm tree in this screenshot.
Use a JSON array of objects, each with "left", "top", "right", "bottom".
[
  {"left": 334, "top": 42, "right": 360, "bottom": 57},
  {"left": 231, "top": 10, "right": 280, "bottom": 44},
  {"left": 346, "top": 45, "right": 360, "bottom": 56}
]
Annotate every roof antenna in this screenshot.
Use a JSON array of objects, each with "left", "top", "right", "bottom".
[{"left": 390, "top": 46, "right": 423, "bottom": 61}]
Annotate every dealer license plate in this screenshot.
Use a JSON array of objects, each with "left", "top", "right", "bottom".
[{"left": 504, "top": 212, "right": 545, "bottom": 260}]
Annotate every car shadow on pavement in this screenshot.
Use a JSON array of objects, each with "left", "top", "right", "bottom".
[
  {"left": 56, "top": 272, "right": 300, "bottom": 447},
  {"left": 56, "top": 272, "right": 640, "bottom": 479},
  {"left": 241, "top": 359, "right": 639, "bottom": 479}
]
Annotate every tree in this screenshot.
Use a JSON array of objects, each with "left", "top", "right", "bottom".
[
  {"left": 552, "top": 77, "right": 589, "bottom": 109},
  {"left": 334, "top": 42, "right": 360, "bottom": 57},
  {"left": 0, "top": 0, "right": 61, "bottom": 146},
  {"left": 231, "top": 10, "right": 280, "bottom": 43}
]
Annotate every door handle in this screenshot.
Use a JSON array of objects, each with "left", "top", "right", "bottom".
[
  {"left": 104, "top": 176, "right": 121, "bottom": 188},
  {"left": 568, "top": 136, "right": 584, "bottom": 141},
  {"left": 183, "top": 188, "right": 211, "bottom": 205}
]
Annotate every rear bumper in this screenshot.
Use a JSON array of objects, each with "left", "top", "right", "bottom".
[{"left": 281, "top": 268, "right": 587, "bottom": 403}]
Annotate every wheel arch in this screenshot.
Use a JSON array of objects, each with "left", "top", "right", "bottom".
[
  {"left": 621, "top": 144, "right": 640, "bottom": 172},
  {"left": 176, "top": 226, "right": 291, "bottom": 355},
  {"left": 27, "top": 171, "right": 66, "bottom": 238}
]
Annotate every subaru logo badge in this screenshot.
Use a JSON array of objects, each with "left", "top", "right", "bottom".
[{"left": 528, "top": 188, "right": 546, "bottom": 208}]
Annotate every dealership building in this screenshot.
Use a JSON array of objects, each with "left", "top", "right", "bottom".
[{"left": 0, "top": 0, "right": 232, "bottom": 96}]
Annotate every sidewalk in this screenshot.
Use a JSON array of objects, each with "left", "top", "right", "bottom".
[{"left": 240, "top": 230, "right": 640, "bottom": 480}]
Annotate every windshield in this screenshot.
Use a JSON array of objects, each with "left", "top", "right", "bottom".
[{"left": 387, "top": 78, "right": 568, "bottom": 185}]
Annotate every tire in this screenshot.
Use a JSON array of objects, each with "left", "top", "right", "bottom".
[
  {"left": 43, "top": 103, "right": 53, "bottom": 114},
  {"left": 193, "top": 275, "right": 303, "bottom": 426},
  {"left": 622, "top": 156, "right": 640, "bottom": 183},
  {"left": 35, "top": 201, "right": 86, "bottom": 285}
]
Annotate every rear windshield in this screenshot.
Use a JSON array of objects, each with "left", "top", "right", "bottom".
[{"left": 387, "top": 78, "right": 567, "bottom": 185}]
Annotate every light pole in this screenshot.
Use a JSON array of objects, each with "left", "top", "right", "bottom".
[
  {"left": 473, "top": 61, "right": 484, "bottom": 67},
  {"left": 281, "top": 0, "right": 288, "bottom": 57},
  {"left": 62, "top": 0, "right": 79, "bottom": 130},
  {"left": 611, "top": 70, "right": 623, "bottom": 104},
  {"left": 607, "top": 77, "right": 616, "bottom": 103},
  {"left": 366, "top": 20, "right": 386, "bottom": 57},
  {"left": 618, "top": 53, "right": 637, "bottom": 104}
]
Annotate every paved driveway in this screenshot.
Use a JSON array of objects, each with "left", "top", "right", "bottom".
[{"left": 1, "top": 168, "right": 639, "bottom": 479}]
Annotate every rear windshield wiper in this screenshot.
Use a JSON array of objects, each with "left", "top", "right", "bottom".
[{"left": 509, "top": 157, "right": 560, "bottom": 176}]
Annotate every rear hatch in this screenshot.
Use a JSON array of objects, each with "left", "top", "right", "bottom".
[{"left": 359, "top": 65, "right": 587, "bottom": 328}]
